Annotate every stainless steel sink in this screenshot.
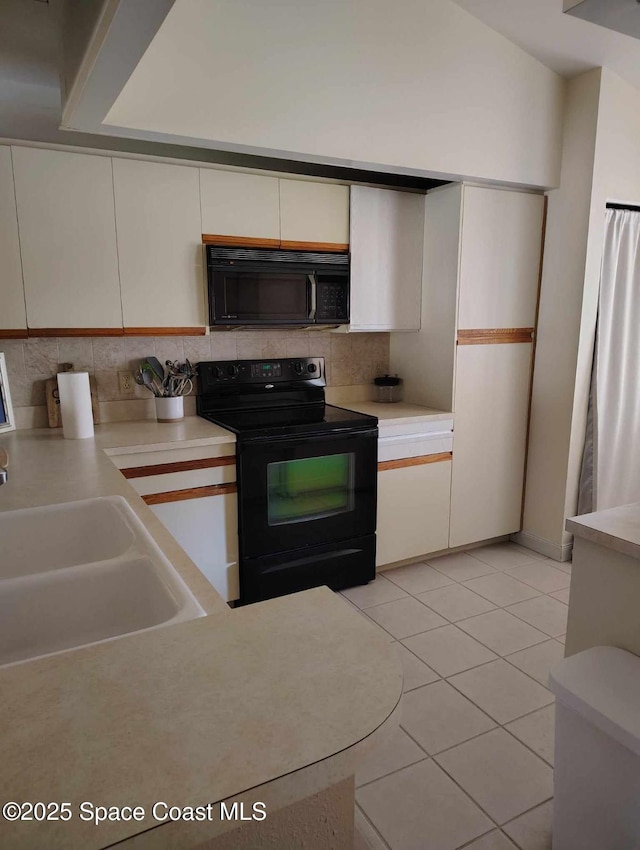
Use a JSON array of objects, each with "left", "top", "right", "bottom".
[{"left": 0, "top": 496, "right": 205, "bottom": 667}]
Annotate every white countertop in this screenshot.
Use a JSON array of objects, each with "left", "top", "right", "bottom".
[
  {"left": 0, "top": 419, "right": 401, "bottom": 849},
  {"left": 567, "top": 502, "right": 640, "bottom": 561},
  {"left": 337, "top": 401, "right": 453, "bottom": 426}
]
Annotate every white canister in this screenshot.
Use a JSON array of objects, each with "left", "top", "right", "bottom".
[
  {"left": 57, "top": 372, "right": 95, "bottom": 439},
  {"left": 155, "top": 396, "right": 184, "bottom": 423}
]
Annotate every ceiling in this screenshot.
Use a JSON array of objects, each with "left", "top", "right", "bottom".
[{"left": 452, "top": 0, "right": 640, "bottom": 88}]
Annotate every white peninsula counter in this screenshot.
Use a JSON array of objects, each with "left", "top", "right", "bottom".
[
  {"left": 0, "top": 421, "right": 402, "bottom": 850},
  {"left": 565, "top": 503, "right": 640, "bottom": 658}
]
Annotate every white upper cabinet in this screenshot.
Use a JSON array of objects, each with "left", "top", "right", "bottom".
[
  {"left": 113, "top": 159, "right": 205, "bottom": 329},
  {"left": 0, "top": 147, "right": 26, "bottom": 331},
  {"left": 200, "top": 169, "right": 280, "bottom": 241},
  {"left": 458, "top": 187, "right": 544, "bottom": 330},
  {"left": 349, "top": 186, "right": 424, "bottom": 331},
  {"left": 12, "top": 146, "right": 122, "bottom": 329},
  {"left": 279, "top": 179, "right": 349, "bottom": 245}
]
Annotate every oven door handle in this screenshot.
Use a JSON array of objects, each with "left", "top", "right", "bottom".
[
  {"left": 260, "top": 548, "right": 361, "bottom": 575},
  {"left": 307, "top": 274, "right": 317, "bottom": 321},
  {"left": 239, "top": 427, "right": 378, "bottom": 448}
]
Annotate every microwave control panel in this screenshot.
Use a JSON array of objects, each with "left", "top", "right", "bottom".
[{"left": 316, "top": 281, "right": 349, "bottom": 322}]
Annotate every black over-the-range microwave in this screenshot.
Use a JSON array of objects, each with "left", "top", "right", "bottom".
[{"left": 206, "top": 246, "right": 350, "bottom": 327}]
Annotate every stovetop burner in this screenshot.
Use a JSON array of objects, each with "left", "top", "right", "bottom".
[
  {"left": 197, "top": 357, "right": 377, "bottom": 439},
  {"left": 199, "top": 402, "right": 376, "bottom": 439}
]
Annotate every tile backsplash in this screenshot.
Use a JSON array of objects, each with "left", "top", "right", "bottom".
[{"left": 1, "top": 331, "right": 389, "bottom": 429}]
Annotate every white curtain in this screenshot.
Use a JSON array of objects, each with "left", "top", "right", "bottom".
[{"left": 590, "top": 208, "right": 640, "bottom": 511}]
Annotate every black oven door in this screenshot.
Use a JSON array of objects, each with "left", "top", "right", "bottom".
[{"left": 237, "top": 429, "right": 377, "bottom": 559}]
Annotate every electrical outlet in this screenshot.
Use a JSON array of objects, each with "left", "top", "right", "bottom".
[{"left": 118, "top": 372, "right": 135, "bottom": 394}]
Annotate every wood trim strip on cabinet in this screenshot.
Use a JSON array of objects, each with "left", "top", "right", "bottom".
[
  {"left": 27, "top": 328, "right": 125, "bottom": 337},
  {"left": 123, "top": 327, "right": 207, "bottom": 336},
  {"left": 0, "top": 329, "right": 29, "bottom": 339},
  {"left": 201, "top": 234, "right": 349, "bottom": 253},
  {"left": 202, "top": 234, "right": 281, "bottom": 249},
  {"left": 122, "top": 456, "right": 235, "bottom": 479},
  {"left": 280, "top": 240, "right": 349, "bottom": 253},
  {"left": 142, "top": 482, "right": 237, "bottom": 505},
  {"left": 457, "top": 328, "right": 534, "bottom": 345},
  {"left": 378, "top": 452, "right": 452, "bottom": 471}
]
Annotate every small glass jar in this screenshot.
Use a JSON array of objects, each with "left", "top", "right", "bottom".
[{"left": 373, "top": 374, "right": 403, "bottom": 403}]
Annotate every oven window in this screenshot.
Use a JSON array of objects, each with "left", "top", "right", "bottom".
[{"left": 267, "top": 453, "right": 355, "bottom": 525}]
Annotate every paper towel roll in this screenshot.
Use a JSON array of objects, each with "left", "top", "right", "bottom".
[{"left": 57, "top": 372, "right": 94, "bottom": 439}]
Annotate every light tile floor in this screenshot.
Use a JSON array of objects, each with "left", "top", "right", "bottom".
[{"left": 346, "top": 542, "right": 570, "bottom": 850}]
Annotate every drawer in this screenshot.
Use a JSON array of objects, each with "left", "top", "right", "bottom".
[
  {"left": 379, "top": 432, "right": 454, "bottom": 462},
  {"left": 109, "top": 442, "right": 235, "bottom": 469},
  {"left": 128, "top": 462, "right": 236, "bottom": 496}
]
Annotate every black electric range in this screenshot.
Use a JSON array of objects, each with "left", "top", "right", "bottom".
[{"left": 197, "top": 357, "right": 378, "bottom": 604}]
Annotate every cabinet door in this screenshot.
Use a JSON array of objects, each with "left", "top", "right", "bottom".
[
  {"left": 0, "top": 147, "right": 26, "bottom": 332},
  {"left": 279, "top": 179, "right": 349, "bottom": 246},
  {"left": 12, "top": 146, "right": 122, "bottom": 330},
  {"left": 151, "top": 494, "right": 239, "bottom": 602},
  {"left": 113, "top": 159, "right": 205, "bottom": 329},
  {"left": 449, "top": 343, "right": 532, "bottom": 548},
  {"left": 377, "top": 459, "right": 451, "bottom": 567},
  {"left": 458, "top": 187, "right": 544, "bottom": 330},
  {"left": 200, "top": 169, "right": 280, "bottom": 241},
  {"left": 350, "top": 186, "right": 424, "bottom": 331}
]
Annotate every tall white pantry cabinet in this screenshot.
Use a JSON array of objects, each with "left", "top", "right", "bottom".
[{"left": 391, "top": 184, "right": 545, "bottom": 551}]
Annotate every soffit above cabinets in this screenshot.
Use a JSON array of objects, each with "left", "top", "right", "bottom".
[
  {"left": 452, "top": 0, "right": 640, "bottom": 85},
  {"left": 564, "top": 0, "right": 640, "bottom": 41}
]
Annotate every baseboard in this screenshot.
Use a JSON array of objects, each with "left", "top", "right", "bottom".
[
  {"left": 511, "top": 530, "right": 573, "bottom": 563},
  {"left": 377, "top": 535, "right": 510, "bottom": 573}
]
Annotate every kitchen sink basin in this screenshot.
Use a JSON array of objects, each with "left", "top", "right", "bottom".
[
  {"left": 0, "top": 496, "right": 205, "bottom": 667},
  {"left": 0, "top": 498, "right": 136, "bottom": 579}
]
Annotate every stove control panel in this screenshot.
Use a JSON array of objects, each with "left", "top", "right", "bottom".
[{"left": 198, "top": 357, "right": 325, "bottom": 391}]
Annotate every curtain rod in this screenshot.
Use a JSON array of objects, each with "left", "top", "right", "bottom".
[{"left": 606, "top": 203, "right": 640, "bottom": 212}]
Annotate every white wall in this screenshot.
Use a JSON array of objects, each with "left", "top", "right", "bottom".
[
  {"left": 521, "top": 68, "right": 640, "bottom": 558},
  {"left": 520, "top": 69, "right": 601, "bottom": 558},
  {"left": 104, "top": 0, "right": 564, "bottom": 189},
  {"left": 564, "top": 69, "right": 640, "bottom": 520}
]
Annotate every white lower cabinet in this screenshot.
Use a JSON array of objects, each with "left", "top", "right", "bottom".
[
  {"left": 449, "top": 343, "right": 533, "bottom": 548},
  {"left": 376, "top": 459, "right": 452, "bottom": 567},
  {"left": 151, "top": 494, "right": 238, "bottom": 603},
  {"left": 113, "top": 446, "right": 240, "bottom": 602}
]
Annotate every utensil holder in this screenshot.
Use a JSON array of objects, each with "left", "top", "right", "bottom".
[{"left": 155, "top": 396, "right": 184, "bottom": 423}]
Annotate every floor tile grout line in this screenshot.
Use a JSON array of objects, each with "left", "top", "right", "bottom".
[
  {"left": 393, "top": 568, "right": 563, "bottom": 692},
  {"left": 358, "top": 722, "right": 553, "bottom": 831},
  {"left": 355, "top": 750, "right": 430, "bottom": 790},
  {"left": 443, "top": 669, "right": 555, "bottom": 727},
  {"left": 464, "top": 549, "right": 551, "bottom": 569},
  {"left": 354, "top": 803, "right": 393, "bottom": 850},
  {"left": 500, "top": 719, "right": 555, "bottom": 768},
  {"left": 434, "top": 746, "right": 554, "bottom": 834},
  {"left": 458, "top": 579, "right": 545, "bottom": 606},
  {"left": 499, "top": 605, "right": 568, "bottom": 640},
  {"left": 355, "top": 547, "right": 560, "bottom": 849},
  {"left": 454, "top": 826, "right": 516, "bottom": 850},
  {"left": 429, "top": 748, "right": 505, "bottom": 831},
  {"left": 499, "top": 795, "right": 554, "bottom": 833},
  {"left": 400, "top": 618, "right": 549, "bottom": 675}
]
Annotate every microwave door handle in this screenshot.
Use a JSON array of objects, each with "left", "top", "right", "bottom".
[{"left": 308, "top": 274, "right": 317, "bottom": 320}]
